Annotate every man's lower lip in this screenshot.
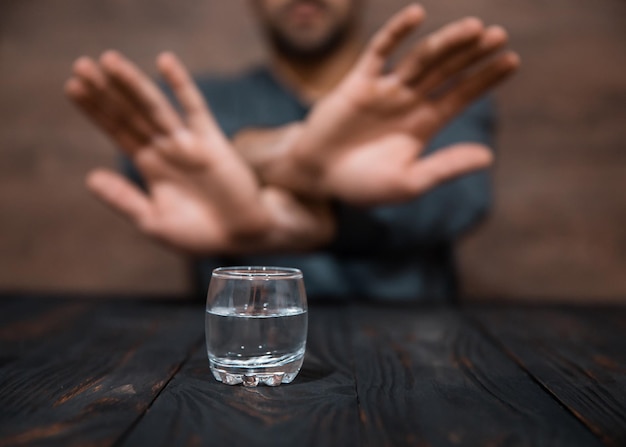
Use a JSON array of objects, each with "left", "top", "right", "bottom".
[{"left": 289, "top": 3, "right": 323, "bottom": 20}]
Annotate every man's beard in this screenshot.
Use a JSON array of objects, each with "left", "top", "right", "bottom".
[{"left": 265, "top": 14, "right": 353, "bottom": 64}]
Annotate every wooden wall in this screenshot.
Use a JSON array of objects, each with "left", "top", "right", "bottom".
[{"left": 1, "top": 0, "right": 625, "bottom": 301}]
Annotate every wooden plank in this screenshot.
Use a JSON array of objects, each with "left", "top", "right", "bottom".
[
  {"left": 351, "top": 304, "right": 602, "bottom": 447},
  {"left": 0, "top": 296, "right": 91, "bottom": 368},
  {"left": 120, "top": 304, "right": 361, "bottom": 447},
  {"left": 0, "top": 298, "right": 203, "bottom": 447},
  {"left": 471, "top": 305, "right": 626, "bottom": 447}
]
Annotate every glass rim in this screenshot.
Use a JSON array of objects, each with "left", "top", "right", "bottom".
[{"left": 211, "top": 266, "right": 303, "bottom": 280}]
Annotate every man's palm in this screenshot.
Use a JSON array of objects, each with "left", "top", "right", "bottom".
[
  {"left": 288, "top": 5, "right": 518, "bottom": 205},
  {"left": 66, "top": 52, "right": 333, "bottom": 254}
]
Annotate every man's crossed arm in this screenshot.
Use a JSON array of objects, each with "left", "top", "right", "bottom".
[{"left": 65, "top": 4, "right": 518, "bottom": 255}]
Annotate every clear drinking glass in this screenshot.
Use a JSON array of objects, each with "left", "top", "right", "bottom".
[{"left": 205, "top": 266, "right": 308, "bottom": 386}]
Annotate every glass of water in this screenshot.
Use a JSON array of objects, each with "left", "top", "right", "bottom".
[{"left": 205, "top": 266, "right": 308, "bottom": 387}]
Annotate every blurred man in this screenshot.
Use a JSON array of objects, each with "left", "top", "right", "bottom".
[{"left": 65, "top": 1, "right": 519, "bottom": 301}]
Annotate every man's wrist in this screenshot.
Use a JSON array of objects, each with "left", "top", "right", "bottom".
[
  {"left": 232, "top": 122, "right": 330, "bottom": 199},
  {"left": 259, "top": 123, "right": 328, "bottom": 198}
]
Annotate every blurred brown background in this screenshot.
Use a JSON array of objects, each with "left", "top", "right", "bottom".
[{"left": 1, "top": 0, "right": 625, "bottom": 301}]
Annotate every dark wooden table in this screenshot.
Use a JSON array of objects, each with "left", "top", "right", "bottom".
[{"left": 1, "top": 294, "right": 625, "bottom": 446}]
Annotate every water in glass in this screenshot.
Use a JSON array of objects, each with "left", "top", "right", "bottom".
[{"left": 205, "top": 266, "right": 308, "bottom": 386}]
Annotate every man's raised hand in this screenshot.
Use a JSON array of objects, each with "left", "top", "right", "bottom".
[
  {"left": 264, "top": 4, "right": 519, "bottom": 205},
  {"left": 65, "top": 51, "right": 334, "bottom": 254}
]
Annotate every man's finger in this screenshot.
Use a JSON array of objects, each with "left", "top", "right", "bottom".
[
  {"left": 65, "top": 76, "right": 143, "bottom": 155},
  {"left": 156, "top": 52, "right": 216, "bottom": 132},
  {"left": 86, "top": 168, "right": 156, "bottom": 234},
  {"left": 358, "top": 4, "right": 425, "bottom": 75},
  {"left": 406, "top": 143, "right": 493, "bottom": 195},
  {"left": 394, "top": 16, "right": 483, "bottom": 85},
  {"left": 417, "top": 25, "right": 509, "bottom": 95},
  {"left": 71, "top": 57, "right": 155, "bottom": 146},
  {"left": 431, "top": 51, "right": 520, "bottom": 124},
  {"left": 100, "top": 50, "right": 183, "bottom": 135}
]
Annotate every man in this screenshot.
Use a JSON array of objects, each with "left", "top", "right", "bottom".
[{"left": 65, "top": 1, "right": 519, "bottom": 301}]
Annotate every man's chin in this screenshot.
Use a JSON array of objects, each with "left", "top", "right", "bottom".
[{"left": 269, "top": 26, "right": 349, "bottom": 62}]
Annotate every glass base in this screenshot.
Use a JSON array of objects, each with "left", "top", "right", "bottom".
[{"left": 209, "top": 355, "right": 303, "bottom": 387}]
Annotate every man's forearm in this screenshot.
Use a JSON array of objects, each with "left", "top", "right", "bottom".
[{"left": 232, "top": 123, "right": 325, "bottom": 197}]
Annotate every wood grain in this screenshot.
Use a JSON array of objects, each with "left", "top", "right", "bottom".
[
  {"left": 0, "top": 297, "right": 90, "bottom": 368},
  {"left": 350, "top": 304, "right": 602, "bottom": 446},
  {"left": 0, "top": 298, "right": 203, "bottom": 447},
  {"left": 119, "top": 304, "right": 361, "bottom": 447},
  {"left": 471, "top": 305, "right": 626, "bottom": 447},
  {"left": 3, "top": 297, "right": 620, "bottom": 446}
]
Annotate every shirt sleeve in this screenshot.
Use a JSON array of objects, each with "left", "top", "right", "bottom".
[{"left": 329, "top": 96, "right": 496, "bottom": 256}]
